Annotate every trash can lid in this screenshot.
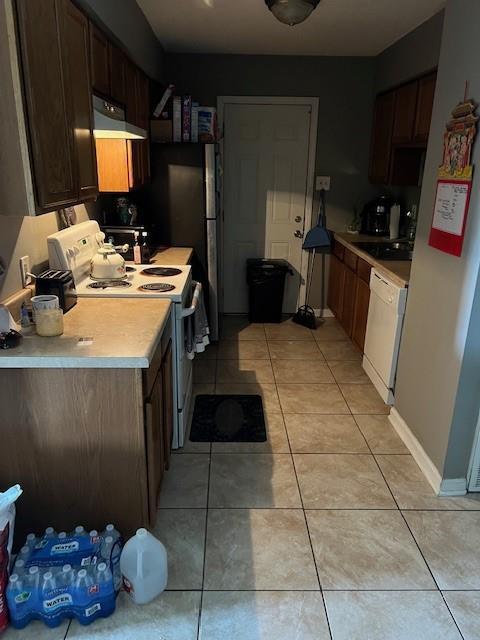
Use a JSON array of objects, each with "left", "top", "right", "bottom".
[{"left": 246, "top": 258, "right": 292, "bottom": 272}]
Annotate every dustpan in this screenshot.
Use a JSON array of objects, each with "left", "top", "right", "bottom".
[{"left": 292, "top": 189, "right": 332, "bottom": 329}]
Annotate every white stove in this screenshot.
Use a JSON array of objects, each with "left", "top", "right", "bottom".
[{"left": 47, "top": 220, "right": 200, "bottom": 449}]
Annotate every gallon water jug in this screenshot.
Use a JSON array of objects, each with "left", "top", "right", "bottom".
[{"left": 119, "top": 528, "right": 167, "bottom": 604}]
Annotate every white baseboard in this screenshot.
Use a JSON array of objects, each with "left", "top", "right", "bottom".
[
  {"left": 439, "top": 478, "right": 467, "bottom": 496},
  {"left": 388, "top": 408, "right": 442, "bottom": 494}
]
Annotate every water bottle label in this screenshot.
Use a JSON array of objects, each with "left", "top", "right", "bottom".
[
  {"left": 88, "top": 584, "right": 99, "bottom": 595},
  {"left": 43, "top": 593, "right": 73, "bottom": 612},
  {"left": 122, "top": 577, "right": 133, "bottom": 593},
  {"left": 85, "top": 603, "right": 101, "bottom": 617},
  {"left": 14, "top": 591, "right": 31, "bottom": 605},
  {"left": 51, "top": 541, "right": 79, "bottom": 555}
]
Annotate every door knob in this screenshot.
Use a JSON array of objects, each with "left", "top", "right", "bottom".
[
  {"left": 294, "top": 230, "right": 303, "bottom": 238},
  {"left": 295, "top": 216, "right": 302, "bottom": 223}
]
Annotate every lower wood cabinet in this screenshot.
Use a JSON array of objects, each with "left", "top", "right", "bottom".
[
  {"left": 328, "top": 241, "right": 372, "bottom": 352},
  {"left": 0, "top": 328, "right": 174, "bottom": 543}
]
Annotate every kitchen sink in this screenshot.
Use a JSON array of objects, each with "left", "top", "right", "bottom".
[{"left": 353, "top": 241, "right": 414, "bottom": 261}]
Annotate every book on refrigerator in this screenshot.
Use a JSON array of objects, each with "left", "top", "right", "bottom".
[
  {"left": 182, "top": 96, "right": 192, "bottom": 142},
  {"left": 173, "top": 96, "right": 182, "bottom": 142}
]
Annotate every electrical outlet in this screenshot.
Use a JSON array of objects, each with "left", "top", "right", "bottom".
[
  {"left": 20, "top": 255, "right": 31, "bottom": 287},
  {"left": 316, "top": 176, "right": 331, "bottom": 191}
]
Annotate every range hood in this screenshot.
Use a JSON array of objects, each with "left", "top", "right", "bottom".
[{"left": 93, "top": 96, "right": 147, "bottom": 140}]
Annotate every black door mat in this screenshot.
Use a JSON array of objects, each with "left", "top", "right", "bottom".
[{"left": 190, "top": 395, "right": 266, "bottom": 443}]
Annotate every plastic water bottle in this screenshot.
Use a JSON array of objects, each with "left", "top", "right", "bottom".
[
  {"left": 104, "top": 524, "right": 120, "bottom": 542},
  {"left": 44, "top": 527, "right": 56, "bottom": 539},
  {"left": 102, "top": 536, "right": 121, "bottom": 591},
  {"left": 75, "top": 569, "right": 92, "bottom": 589},
  {"left": 42, "top": 571, "right": 56, "bottom": 593},
  {"left": 74, "top": 525, "right": 87, "bottom": 537},
  {"left": 58, "top": 531, "right": 67, "bottom": 539},
  {"left": 58, "top": 564, "right": 74, "bottom": 587},
  {"left": 96, "top": 562, "right": 112, "bottom": 584},
  {"left": 8, "top": 574, "right": 22, "bottom": 595},
  {"left": 14, "top": 559, "right": 25, "bottom": 577},
  {"left": 25, "top": 533, "right": 37, "bottom": 549},
  {"left": 18, "top": 546, "right": 30, "bottom": 561},
  {"left": 120, "top": 528, "right": 168, "bottom": 604},
  {"left": 27, "top": 566, "right": 40, "bottom": 589}
]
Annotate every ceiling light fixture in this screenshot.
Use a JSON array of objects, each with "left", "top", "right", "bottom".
[{"left": 265, "top": 0, "right": 320, "bottom": 26}]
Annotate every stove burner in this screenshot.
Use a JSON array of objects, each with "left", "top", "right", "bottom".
[
  {"left": 87, "top": 280, "right": 133, "bottom": 289},
  {"left": 141, "top": 267, "right": 182, "bottom": 277},
  {"left": 138, "top": 283, "right": 175, "bottom": 292}
]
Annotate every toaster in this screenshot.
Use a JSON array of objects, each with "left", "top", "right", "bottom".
[{"left": 35, "top": 269, "right": 77, "bottom": 313}]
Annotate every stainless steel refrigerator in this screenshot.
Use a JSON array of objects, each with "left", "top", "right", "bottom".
[{"left": 141, "top": 143, "right": 219, "bottom": 341}]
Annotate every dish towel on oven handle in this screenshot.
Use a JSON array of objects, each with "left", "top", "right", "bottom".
[{"left": 186, "top": 281, "right": 210, "bottom": 359}]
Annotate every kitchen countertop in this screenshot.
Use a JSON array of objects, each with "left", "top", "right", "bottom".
[
  {"left": 150, "top": 247, "right": 193, "bottom": 266},
  {"left": 334, "top": 233, "right": 412, "bottom": 287},
  {"left": 0, "top": 298, "right": 171, "bottom": 368}
]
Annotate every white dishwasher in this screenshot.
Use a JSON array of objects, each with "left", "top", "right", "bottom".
[{"left": 362, "top": 269, "right": 408, "bottom": 405}]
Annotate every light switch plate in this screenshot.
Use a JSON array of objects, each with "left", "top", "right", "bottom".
[
  {"left": 316, "top": 176, "right": 331, "bottom": 191},
  {"left": 20, "top": 255, "right": 31, "bottom": 287}
]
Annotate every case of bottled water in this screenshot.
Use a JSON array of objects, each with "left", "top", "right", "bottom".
[{"left": 6, "top": 524, "right": 122, "bottom": 628}]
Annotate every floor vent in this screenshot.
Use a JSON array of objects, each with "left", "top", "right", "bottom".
[{"left": 468, "top": 414, "right": 480, "bottom": 492}]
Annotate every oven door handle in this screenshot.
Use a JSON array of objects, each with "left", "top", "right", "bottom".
[{"left": 182, "top": 281, "right": 203, "bottom": 318}]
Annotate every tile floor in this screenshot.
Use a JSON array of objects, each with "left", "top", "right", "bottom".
[{"left": 7, "top": 316, "right": 480, "bottom": 640}]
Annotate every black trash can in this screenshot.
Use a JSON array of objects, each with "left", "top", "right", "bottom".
[{"left": 246, "top": 259, "right": 292, "bottom": 323}]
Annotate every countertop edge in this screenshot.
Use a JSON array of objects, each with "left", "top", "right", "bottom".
[{"left": 333, "top": 233, "right": 411, "bottom": 288}]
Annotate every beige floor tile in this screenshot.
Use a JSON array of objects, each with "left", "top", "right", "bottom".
[
  {"left": 212, "top": 413, "right": 290, "bottom": 453},
  {"left": 199, "top": 591, "right": 330, "bottom": 640},
  {"left": 66, "top": 591, "right": 201, "bottom": 640},
  {"left": 209, "top": 453, "right": 301, "bottom": 508},
  {"left": 215, "top": 383, "right": 281, "bottom": 414},
  {"left": 217, "top": 340, "right": 269, "bottom": 359},
  {"left": 272, "top": 360, "right": 334, "bottom": 383},
  {"left": 295, "top": 453, "right": 395, "bottom": 508},
  {"left": 285, "top": 414, "right": 369, "bottom": 453},
  {"left": 404, "top": 511, "right": 480, "bottom": 589},
  {"left": 339, "top": 383, "right": 390, "bottom": 414},
  {"left": 193, "top": 359, "right": 216, "bottom": 383},
  {"left": 324, "top": 591, "right": 462, "bottom": 640},
  {"left": 354, "top": 414, "right": 409, "bottom": 453},
  {"left": 311, "top": 318, "right": 349, "bottom": 341},
  {"left": 216, "top": 359, "right": 274, "bottom": 383},
  {"left": 264, "top": 320, "right": 315, "bottom": 341},
  {"left": 3, "top": 621, "right": 68, "bottom": 640},
  {"left": 268, "top": 340, "right": 325, "bottom": 360},
  {"left": 204, "top": 509, "right": 318, "bottom": 590},
  {"left": 307, "top": 510, "right": 435, "bottom": 589},
  {"left": 317, "top": 340, "right": 361, "bottom": 362},
  {"left": 153, "top": 509, "right": 206, "bottom": 589},
  {"left": 377, "top": 455, "right": 480, "bottom": 510},
  {"left": 159, "top": 454, "right": 210, "bottom": 508},
  {"left": 194, "top": 343, "right": 218, "bottom": 360},
  {"left": 277, "top": 383, "right": 349, "bottom": 414},
  {"left": 221, "top": 317, "right": 266, "bottom": 341},
  {"left": 443, "top": 591, "right": 480, "bottom": 640},
  {"left": 328, "top": 361, "right": 370, "bottom": 384}
]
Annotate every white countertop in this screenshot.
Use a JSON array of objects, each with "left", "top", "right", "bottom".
[{"left": 0, "top": 298, "right": 171, "bottom": 368}]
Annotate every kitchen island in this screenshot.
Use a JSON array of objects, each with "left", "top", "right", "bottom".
[{"left": 0, "top": 298, "right": 173, "bottom": 543}]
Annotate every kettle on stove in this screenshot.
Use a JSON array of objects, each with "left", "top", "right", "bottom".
[{"left": 90, "top": 243, "right": 128, "bottom": 280}]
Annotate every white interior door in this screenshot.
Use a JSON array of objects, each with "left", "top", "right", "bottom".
[{"left": 223, "top": 103, "right": 312, "bottom": 314}]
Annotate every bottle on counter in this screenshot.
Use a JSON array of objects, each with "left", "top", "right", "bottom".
[
  {"left": 141, "top": 232, "right": 150, "bottom": 263},
  {"left": 133, "top": 231, "right": 142, "bottom": 265}
]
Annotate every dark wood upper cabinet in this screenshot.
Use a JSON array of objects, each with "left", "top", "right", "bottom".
[
  {"left": 59, "top": 0, "right": 98, "bottom": 200},
  {"left": 414, "top": 72, "right": 437, "bottom": 144},
  {"left": 109, "top": 43, "right": 127, "bottom": 105},
  {"left": 124, "top": 60, "right": 138, "bottom": 126},
  {"left": 136, "top": 69, "right": 150, "bottom": 130},
  {"left": 369, "top": 92, "right": 395, "bottom": 184},
  {"left": 89, "top": 22, "right": 109, "bottom": 96},
  {"left": 16, "top": 0, "right": 77, "bottom": 212},
  {"left": 392, "top": 81, "right": 418, "bottom": 144}
]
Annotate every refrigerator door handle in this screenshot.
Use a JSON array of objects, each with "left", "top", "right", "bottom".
[{"left": 206, "top": 218, "right": 219, "bottom": 341}]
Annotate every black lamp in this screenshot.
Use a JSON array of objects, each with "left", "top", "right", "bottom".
[{"left": 265, "top": 0, "right": 321, "bottom": 26}]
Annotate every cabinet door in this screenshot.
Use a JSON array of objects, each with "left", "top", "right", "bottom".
[
  {"left": 414, "top": 73, "right": 437, "bottom": 144},
  {"left": 89, "top": 23, "right": 109, "bottom": 96},
  {"left": 341, "top": 267, "right": 356, "bottom": 337},
  {"left": 369, "top": 92, "right": 395, "bottom": 184},
  {"left": 327, "top": 254, "right": 345, "bottom": 320},
  {"left": 392, "top": 82, "right": 418, "bottom": 144},
  {"left": 162, "top": 340, "right": 174, "bottom": 470},
  {"left": 136, "top": 70, "right": 150, "bottom": 131},
  {"left": 59, "top": 0, "right": 98, "bottom": 200},
  {"left": 16, "top": 0, "right": 77, "bottom": 212},
  {"left": 145, "top": 368, "right": 165, "bottom": 525},
  {"left": 124, "top": 61, "right": 138, "bottom": 126},
  {"left": 352, "top": 277, "right": 371, "bottom": 352},
  {"left": 109, "top": 43, "right": 127, "bottom": 106}
]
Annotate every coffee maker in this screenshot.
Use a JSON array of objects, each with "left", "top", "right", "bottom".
[{"left": 361, "top": 196, "right": 393, "bottom": 236}]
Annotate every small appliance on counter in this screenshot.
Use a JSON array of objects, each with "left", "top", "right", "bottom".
[
  {"left": 361, "top": 196, "right": 395, "bottom": 236},
  {"left": 35, "top": 269, "right": 77, "bottom": 313}
]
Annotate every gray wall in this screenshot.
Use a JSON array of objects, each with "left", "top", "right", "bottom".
[
  {"left": 77, "top": 0, "right": 164, "bottom": 80},
  {"left": 166, "top": 53, "right": 377, "bottom": 308},
  {"left": 394, "top": 0, "right": 480, "bottom": 480}
]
